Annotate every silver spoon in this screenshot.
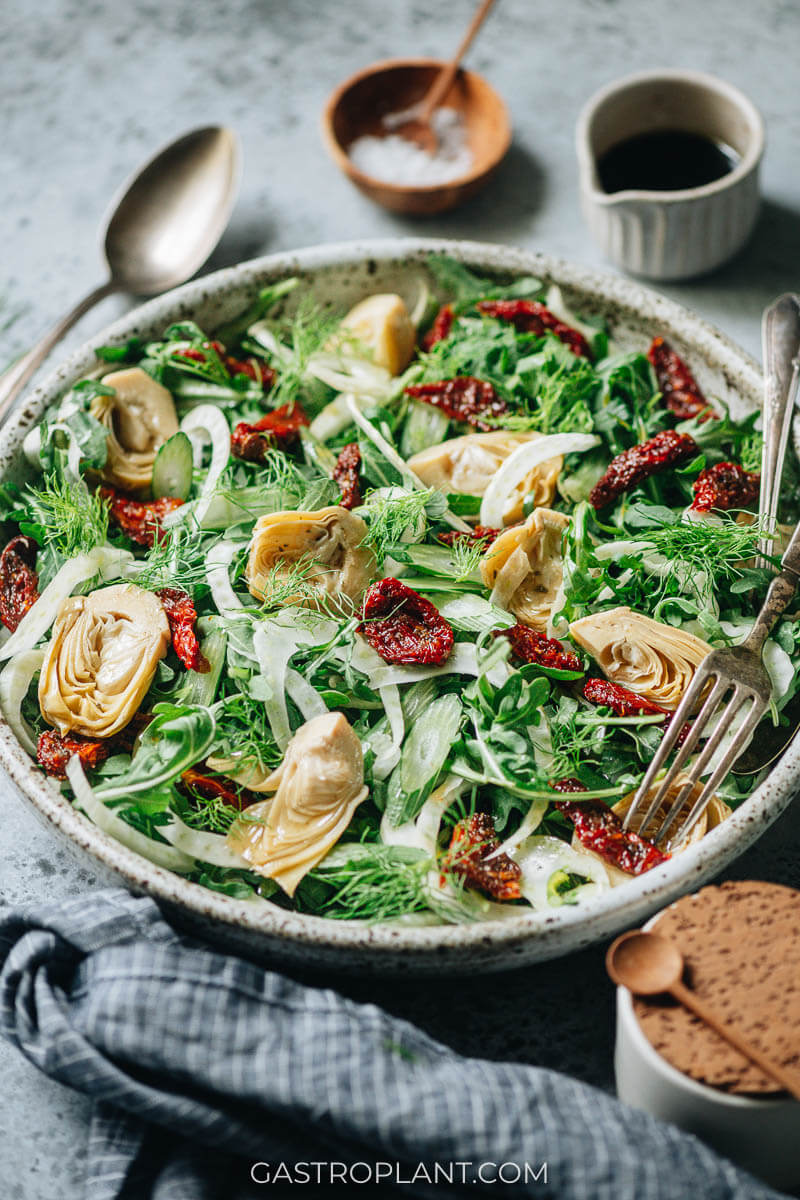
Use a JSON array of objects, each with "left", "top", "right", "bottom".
[{"left": 0, "top": 125, "right": 240, "bottom": 426}]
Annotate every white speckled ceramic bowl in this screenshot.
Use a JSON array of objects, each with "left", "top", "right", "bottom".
[{"left": 2, "top": 238, "right": 796, "bottom": 974}]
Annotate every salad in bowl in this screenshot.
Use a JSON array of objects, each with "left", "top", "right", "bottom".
[{"left": 0, "top": 252, "right": 791, "bottom": 929}]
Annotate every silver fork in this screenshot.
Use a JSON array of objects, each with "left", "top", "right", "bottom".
[
  {"left": 622, "top": 296, "right": 800, "bottom": 849},
  {"left": 622, "top": 534, "right": 800, "bottom": 849}
]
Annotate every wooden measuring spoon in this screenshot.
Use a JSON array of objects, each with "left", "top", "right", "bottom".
[
  {"left": 607, "top": 929, "right": 800, "bottom": 1100},
  {"left": 393, "top": 0, "right": 497, "bottom": 152}
]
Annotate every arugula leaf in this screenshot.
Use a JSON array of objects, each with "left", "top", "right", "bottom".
[
  {"left": 38, "top": 381, "right": 111, "bottom": 475},
  {"left": 358, "top": 442, "right": 402, "bottom": 492},
  {"left": 94, "top": 703, "right": 216, "bottom": 801},
  {"left": 188, "top": 864, "right": 279, "bottom": 900},
  {"left": 95, "top": 336, "right": 145, "bottom": 363},
  {"left": 444, "top": 492, "right": 482, "bottom": 519},
  {"left": 557, "top": 447, "right": 608, "bottom": 505},
  {"left": 623, "top": 501, "right": 680, "bottom": 530},
  {"left": 426, "top": 254, "right": 543, "bottom": 313},
  {"left": 594, "top": 352, "right": 660, "bottom": 451},
  {"left": 677, "top": 402, "right": 759, "bottom": 456}
]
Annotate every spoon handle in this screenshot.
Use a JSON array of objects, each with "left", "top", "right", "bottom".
[
  {"left": 419, "top": 0, "right": 498, "bottom": 122},
  {"left": 757, "top": 293, "right": 800, "bottom": 564},
  {"left": 669, "top": 979, "right": 800, "bottom": 1100},
  {"left": 0, "top": 280, "right": 117, "bottom": 428}
]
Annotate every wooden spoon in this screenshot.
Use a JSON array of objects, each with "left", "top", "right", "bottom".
[
  {"left": 606, "top": 930, "right": 800, "bottom": 1099},
  {"left": 392, "top": 0, "right": 497, "bottom": 153}
]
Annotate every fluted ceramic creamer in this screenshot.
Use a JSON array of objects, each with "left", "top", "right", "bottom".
[{"left": 576, "top": 69, "right": 765, "bottom": 281}]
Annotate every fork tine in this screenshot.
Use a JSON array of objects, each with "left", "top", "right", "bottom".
[
  {"left": 620, "top": 667, "right": 713, "bottom": 832},
  {"left": 637, "top": 675, "right": 732, "bottom": 826},
  {"left": 651, "top": 685, "right": 755, "bottom": 844},
  {"left": 622, "top": 669, "right": 726, "bottom": 836},
  {"left": 660, "top": 697, "right": 765, "bottom": 848}
]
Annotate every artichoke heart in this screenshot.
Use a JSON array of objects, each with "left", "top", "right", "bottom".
[
  {"left": 480, "top": 507, "right": 569, "bottom": 631},
  {"left": 92, "top": 367, "right": 179, "bottom": 494},
  {"left": 408, "top": 432, "right": 562, "bottom": 525},
  {"left": 228, "top": 712, "right": 368, "bottom": 896},
  {"left": 39, "top": 584, "right": 170, "bottom": 739},
  {"left": 336, "top": 293, "right": 415, "bottom": 376},
  {"left": 245, "top": 505, "right": 376, "bottom": 608},
  {"left": 575, "top": 777, "right": 731, "bottom": 885},
  {"left": 570, "top": 606, "right": 711, "bottom": 710}
]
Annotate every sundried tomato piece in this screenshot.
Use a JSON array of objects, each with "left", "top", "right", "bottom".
[
  {"left": 405, "top": 377, "right": 507, "bottom": 431},
  {"left": 224, "top": 355, "right": 275, "bottom": 389},
  {"left": 442, "top": 811, "right": 522, "bottom": 901},
  {"left": 551, "top": 777, "right": 671, "bottom": 873},
  {"left": 157, "top": 587, "right": 209, "bottom": 673},
  {"left": 583, "top": 677, "right": 669, "bottom": 717},
  {"left": 422, "top": 304, "right": 455, "bottom": 350},
  {"left": 176, "top": 342, "right": 275, "bottom": 390},
  {"left": 231, "top": 427, "right": 267, "bottom": 461},
  {"left": 359, "top": 578, "right": 454, "bottom": 666},
  {"left": 437, "top": 525, "right": 501, "bottom": 549},
  {"left": 0, "top": 535, "right": 39, "bottom": 632},
  {"left": 332, "top": 442, "right": 362, "bottom": 510},
  {"left": 37, "top": 729, "right": 109, "bottom": 780},
  {"left": 668, "top": 716, "right": 693, "bottom": 750},
  {"left": 100, "top": 487, "right": 184, "bottom": 548},
  {"left": 550, "top": 777, "right": 589, "bottom": 794},
  {"left": 555, "top": 798, "right": 669, "bottom": 875},
  {"left": 231, "top": 402, "right": 309, "bottom": 462},
  {"left": 690, "top": 461, "right": 760, "bottom": 513},
  {"left": 583, "top": 679, "right": 692, "bottom": 747},
  {"left": 179, "top": 767, "right": 255, "bottom": 812},
  {"left": 648, "top": 336, "right": 715, "bottom": 421},
  {"left": 589, "top": 429, "right": 699, "bottom": 510},
  {"left": 477, "top": 299, "right": 592, "bottom": 359},
  {"left": 497, "top": 624, "right": 584, "bottom": 673}
]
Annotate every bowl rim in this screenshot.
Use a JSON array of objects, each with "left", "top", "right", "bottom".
[
  {"left": 576, "top": 67, "right": 766, "bottom": 206},
  {"left": 3, "top": 235, "right": 796, "bottom": 964},
  {"left": 321, "top": 57, "right": 512, "bottom": 196}
]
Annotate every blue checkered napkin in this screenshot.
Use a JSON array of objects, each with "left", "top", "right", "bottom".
[{"left": 0, "top": 890, "right": 787, "bottom": 1200}]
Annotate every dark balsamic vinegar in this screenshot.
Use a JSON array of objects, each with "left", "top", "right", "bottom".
[{"left": 597, "top": 130, "right": 739, "bottom": 194}]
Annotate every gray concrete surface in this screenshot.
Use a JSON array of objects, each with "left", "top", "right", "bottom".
[{"left": 2, "top": 1, "right": 800, "bottom": 1196}]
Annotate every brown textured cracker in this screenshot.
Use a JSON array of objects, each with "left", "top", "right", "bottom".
[{"left": 632, "top": 881, "right": 800, "bottom": 1095}]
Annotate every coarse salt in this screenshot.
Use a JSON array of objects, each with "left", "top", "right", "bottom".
[{"left": 348, "top": 106, "right": 473, "bottom": 187}]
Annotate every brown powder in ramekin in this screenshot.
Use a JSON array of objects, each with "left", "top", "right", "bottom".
[{"left": 632, "top": 880, "right": 800, "bottom": 1094}]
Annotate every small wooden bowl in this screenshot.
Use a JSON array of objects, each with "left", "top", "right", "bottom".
[{"left": 322, "top": 57, "right": 512, "bottom": 216}]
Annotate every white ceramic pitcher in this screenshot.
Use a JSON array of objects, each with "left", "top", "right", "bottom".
[{"left": 576, "top": 69, "right": 765, "bottom": 281}]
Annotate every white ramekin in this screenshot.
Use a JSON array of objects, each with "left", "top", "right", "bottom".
[
  {"left": 614, "top": 911, "right": 800, "bottom": 1191},
  {"left": 576, "top": 69, "right": 765, "bottom": 281}
]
